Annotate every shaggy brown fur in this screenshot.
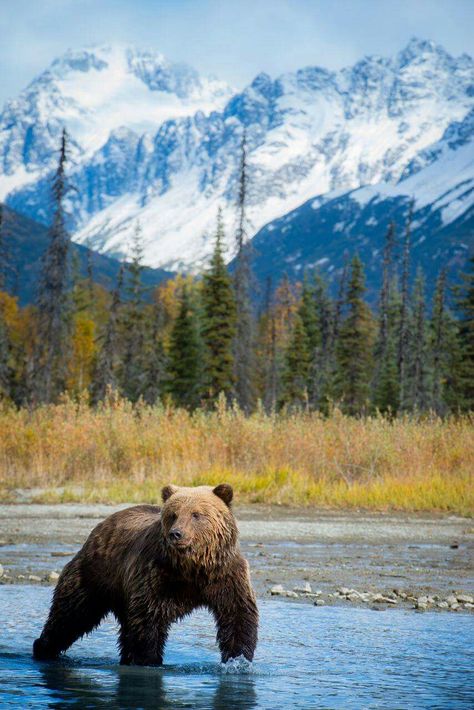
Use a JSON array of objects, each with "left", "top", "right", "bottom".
[{"left": 33, "top": 484, "right": 258, "bottom": 665}]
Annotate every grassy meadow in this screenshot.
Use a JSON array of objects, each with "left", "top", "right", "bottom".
[{"left": 0, "top": 397, "right": 472, "bottom": 514}]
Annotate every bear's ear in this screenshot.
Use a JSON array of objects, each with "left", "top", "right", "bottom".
[
  {"left": 161, "top": 484, "right": 178, "bottom": 502},
  {"left": 213, "top": 483, "right": 233, "bottom": 506}
]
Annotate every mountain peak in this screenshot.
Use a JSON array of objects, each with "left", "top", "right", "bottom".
[
  {"left": 1, "top": 38, "right": 473, "bottom": 274},
  {"left": 397, "top": 36, "right": 452, "bottom": 66}
]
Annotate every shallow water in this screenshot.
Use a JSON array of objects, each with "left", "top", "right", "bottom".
[{"left": 0, "top": 586, "right": 472, "bottom": 709}]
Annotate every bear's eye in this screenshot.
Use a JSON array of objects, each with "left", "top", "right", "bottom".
[
  {"left": 168, "top": 512, "right": 177, "bottom": 524},
  {"left": 191, "top": 512, "right": 201, "bottom": 520}
]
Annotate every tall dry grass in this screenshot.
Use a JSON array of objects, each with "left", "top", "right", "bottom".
[{"left": 0, "top": 397, "right": 472, "bottom": 513}]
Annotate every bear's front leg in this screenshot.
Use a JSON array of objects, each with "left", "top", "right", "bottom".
[
  {"left": 209, "top": 559, "right": 259, "bottom": 663},
  {"left": 118, "top": 592, "right": 178, "bottom": 666},
  {"left": 118, "top": 619, "right": 169, "bottom": 666}
]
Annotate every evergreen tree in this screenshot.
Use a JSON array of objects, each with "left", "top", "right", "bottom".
[
  {"left": 299, "top": 274, "right": 321, "bottom": 353},
  {"left": 201, "top": 210, "right": 236, "bottom": 403},
  {"left": 120, "top": 224, "right": 148, "bottom": 401},
  {"left": 280, "top": 312, "right": 311, "bottom": 408},
  {"left": 85, "top": 239, "right": 95, "bottom": 307},
  {"left": 0, "top": 205, "right": 6, "bottom": 292},
  {"left": 334, "top": 255, "right": 375, "bottom": 415},
  {"left": 297, "top": 273, "right": 323, "bottom": 407},
  {"left": 167, "top": 285, "right": 204, "bottom": 409},
  {"left": 232, "top": 132, "right": 256, "bottom": 412},
  {"left": 0, "top": 305, "right": 11, "bottom": 400},
  {"left": 398, "top": 202, "right": 414, "bottom": 409},
  {"left": 255, "top": 277, "right": 279, "bottom": 413},
  {"left": 70, "top": 250, "right": 93, "bottom": 314},
  {"left": 373, "top": 223, "right": 399, "bottom": 413},
  {"left": 91, "top": 264, "right": 124, "bottom": 404},
  {"left": 431, "top": 270, "right": 448, "bottom": 413},
  {"left": 405, "top": 269, "right": 431, "bottom": 411},
  {"left": 32, "top": 128, "right": 71, "bottom": 403},
  {"left": 454, "top": 256, "right": 474, "bottom": 411},
  {"left": 142, "top": 299, "right": 167, "bottom": 405},
  {"left": 310, "top": 271, "right": 335, "bottom": 411},
  {"left": 265, "top": 309, "right": 278, "bottom": 413},
  {"left": 332, "top": 259, "right": 349, "bottom": 347}
]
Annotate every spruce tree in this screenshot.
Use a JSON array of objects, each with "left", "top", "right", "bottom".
[
  {"left": 201, "top": 210, "right": 236, "bottom": 403},
  {"left": 398, "top": 202, "right": 414, "bottom": 409},
  {"left": 85, "top": 239, "right": 95, "bottom": 308},
  {"left": 297, "top": 273, "right": 322, "bottom": 407},
  {"left": 310, "top": 271, "right": 335, "bottom": 412},
  {"left": 142, "top": 300, "right": 167, "bottom": 405},
  {"left": 120, "top": 224, "right": 148, "bottom": 401},
  {"left": 91, "top": 264, "right": 124, "bottom": 404},
  {"left": 334, "top": 255, "right": 375, "bottom": 415},
  {"left": 0, "top": 207, "right": 12, "bottom": 400},
  {"left": 332, "top": 259, "right": 349, "bottom": 347},
  {"left": 32, "top": 128, "right": 71, "bottom": 403},
  {"left": 256, "top": 277, "right": 279, "bottom": 413},
  {"left": 431, "top": 270, "right": 448, "bottom": 413},
  {"left": 280, "top": 312, "right": 311, "bottom": 409},
  {"left": 70, "top": 250, "right": 93, "bottom": 314},
  {"left": 167, "top": 285, "right": 204, "bottom": 409},
  {"left": 0, "top": 205, "right": 14, "bottom": 295},
  {"left": 0, "top": 305, "right": 11, "bottom": 400},
  {"left": 428, "top": 270, "right": 464, "bottom": 414},
  {"left": 264, "top": 306, "right": 278, "bottom": 413},
  {"left": 373, "top": 223, "right": 399, "bottom": 413},
  {"left": 299, "top": 274, "right": 320, "bottom": 353},
  {"left": 233, "top": 132, "right": 256, "bottom": 412},
  {"left": 0, "top": 205, "right": 6, "bottom": 292},
  {"left": 454, "top": 256, "right": 474, "bottom": 410},
  {"left": 405, "top": 268, "right": 431, "bottom": 412}
]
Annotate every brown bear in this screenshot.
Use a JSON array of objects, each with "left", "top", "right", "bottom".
[{"left": 33, "top": 483, "right": 258, "bottom": 665}]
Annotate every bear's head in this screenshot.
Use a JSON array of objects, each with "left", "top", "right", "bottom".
[{"left": 160, "top": 484, "right": 238, "bottom": 568}]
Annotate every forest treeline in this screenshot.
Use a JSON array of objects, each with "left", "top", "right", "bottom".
[{"left": 0, "top": 130, "right": 473, "bottom": 416}]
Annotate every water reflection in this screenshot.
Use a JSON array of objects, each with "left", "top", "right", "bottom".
[
  {"left": 1, "top": 587, "right": 473, "bottom": 710},
  {"left": 37, "top": 659, "right": 257, "bottom": 709}
]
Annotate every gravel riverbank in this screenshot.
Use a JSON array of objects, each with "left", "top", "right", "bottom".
[{"left": 0, "top": 504, "right": 472, "bottom": 613}]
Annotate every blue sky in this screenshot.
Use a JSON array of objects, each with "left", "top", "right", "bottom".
[{"left": 1, "top": 0, "right": 473, "bottom": 105}]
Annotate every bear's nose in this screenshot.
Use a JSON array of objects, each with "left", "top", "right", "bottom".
[{"left": 169, "top": 528, "right": 183, "bottom": 541}]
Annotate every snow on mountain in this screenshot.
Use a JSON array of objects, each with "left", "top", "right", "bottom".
[
  {"left": 0, "top": 44, "right": 232, "bottom": 191},
  {"left": 247, "top": 109, "right": 474, "bottom": 299},
  {"left": 2, "top": 38, "right": 474, "bottom": 271}
]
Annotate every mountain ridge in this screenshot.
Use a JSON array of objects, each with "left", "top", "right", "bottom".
[
  {"left": 1, "top": 37, "right": 473, "bottom": 275},
  {"left": 0, "top": 205, "right": 173, "bottom": 306}
]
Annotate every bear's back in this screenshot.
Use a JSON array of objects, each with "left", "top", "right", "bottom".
[{"left": 78, "top": 505, "right": 162, "bottom": 585}]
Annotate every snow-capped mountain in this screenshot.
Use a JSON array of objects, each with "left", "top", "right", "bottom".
[
  {"left": 2, "top": 38, "right": 474, "bottom": 272},
  {"left": 0, "top": 44, "right": 232, "bottom": 198},
  {"left": 247, "top": 107, "right": 474, "bottom": 300}
]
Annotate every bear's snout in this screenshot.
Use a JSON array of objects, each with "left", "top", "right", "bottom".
[{"left": 169, "top": 528, "right": 183, "bottom": 541}]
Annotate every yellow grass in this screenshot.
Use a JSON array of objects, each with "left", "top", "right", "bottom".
[{"left": 0, "top": 397, "right": 472, "bottom": 514}]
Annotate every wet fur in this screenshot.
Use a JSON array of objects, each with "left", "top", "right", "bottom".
[{"left": 33, "top": 486, "right": 258, "bottom": 665}]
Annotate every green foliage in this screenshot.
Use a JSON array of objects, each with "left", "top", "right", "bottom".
[
  {"left": 167, "top": 285, "right": 204, "bottom": 409},
  {"left": 32, "top": 129, "right": 72, "bottom": 404},
  {"left": 281, "top": 313, "right": 311, "bottom": 408},
  {"left": 454, "top": 256, "right": 474, "bottom": 411},
  {"left": 334, "top": 256, "right": 375, "bottom": 415},
  {"left": 142, "top": 300, "right": 168, "bottom": 405},
  {"left": 0, "top": 306, "right": 11, "bottom": 400},
  {"left": 405, "top": 269, "right": 431, "bottom": 412},
  {"left": 1, "top": 144, "right": 472, "bottom": 417},
  {"left": 91, "top": 264, "right": 124, "bottom": 404},
  {"left": 201, "top": 211, "right": 236, "bottom": 403},
  {"left": 119, "top": 225, "right": 148, "bottom": 401}
]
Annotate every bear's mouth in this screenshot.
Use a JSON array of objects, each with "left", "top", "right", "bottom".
[{"left": 170, "top": 540, "right": 191, "bottom": 552}]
